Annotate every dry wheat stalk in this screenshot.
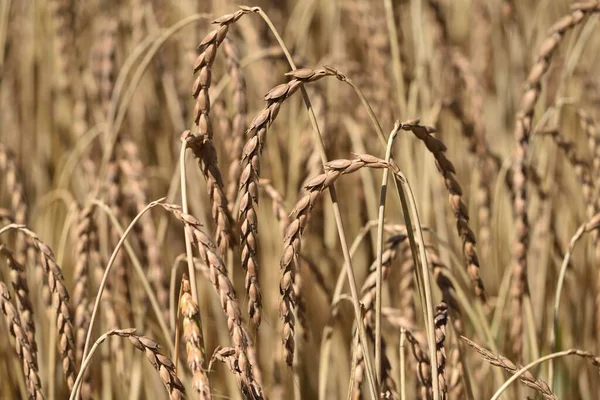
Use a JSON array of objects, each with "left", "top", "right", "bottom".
[
  {"left": 462, "top": 336, "right": 557, "bottom": 399},
  {"left": 180, "top": 273, "right": 211, "bottom": 398},
  {"left": 239, "top": 67, "right": 336, "bottom": 328},
  {"left": 509, "top": 1, "right": 600, "bottom": 360},
  {"left": 405, "top": 121, "right": 487, "bottom": 302},
  {"left": 160, "top": 203, "right": 263, "bottom": 398},
  {"left": 0, "top": 281, "right": 44, "bottom": 399}
]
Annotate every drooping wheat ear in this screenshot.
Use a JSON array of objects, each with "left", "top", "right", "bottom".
[
  {"left": 405, "top": 121, "right": 487, "bottom": 302},
  {"left": 118, "top": 139, "right": 169, "bottom": 321},
  {"left": 0, "top": 143, "right": 28, "bottom": 260},
  {"left": 434, "top": 302, "right": 448, "bottom": 399},
  {"left": 240, "top": 67, "right": 335, "bottom": 328},
  {"left": 189, "top": 11, "right": 251, "bottom": 257},
  {"left": 7, "top": 225, "right": 79, "bottom": 390},
  {"left": 281, "top": 154, "right": 389, "bottom": 366},
  {"left": 461, "top": 336, "right": 558, "bottom": 399},
  {"left": 509, "top": 1, "right": 600, "bottom": 360},
  {"left": 0, "top": 281, "right": 44, "bottom": 399},
  {"left": 539, "top": 129, "right": 594, "bottom": 217},
  {"left": 160, "top": 203, "right": 263, "bottom": 398},
  {"left": 406, "top": 330, "right": 433, "bottom": 400},
  {"left": 91, "top": 15, "right": 119, "bottom": 116},
  {"left": 222, "top": 38, "right": 248, "bottom": 206},
  {"left": 180, "top": 273, "right": 211, "bottom": 398}
]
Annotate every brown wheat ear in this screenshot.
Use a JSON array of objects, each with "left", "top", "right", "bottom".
[{"left": 404, "top": 121, "right": 487, "bottom": 302}]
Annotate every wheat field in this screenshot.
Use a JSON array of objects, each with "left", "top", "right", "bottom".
[{"left": 1, "top": 0, "right": 600, "bottom": 399}]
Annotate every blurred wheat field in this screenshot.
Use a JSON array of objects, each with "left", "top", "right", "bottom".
[{"left": 1, "top": 0, "right": 600, "bottom": 399}]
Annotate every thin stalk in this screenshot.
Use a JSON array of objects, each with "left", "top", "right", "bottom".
[
  {"left": 179, "top": 136, "right": 199, "bottom": 304},
  {"left": 393, "top": 171, "right": 439, "bottom": 400},
  {"left": 549, "top": 220, "right": 596, "bottom": 388},
  {"left": 375, "top": 122, "right": 401, "bottom": 383},
  {"left": 399, "top": 328, "right": 407, "bottom": 400}
]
